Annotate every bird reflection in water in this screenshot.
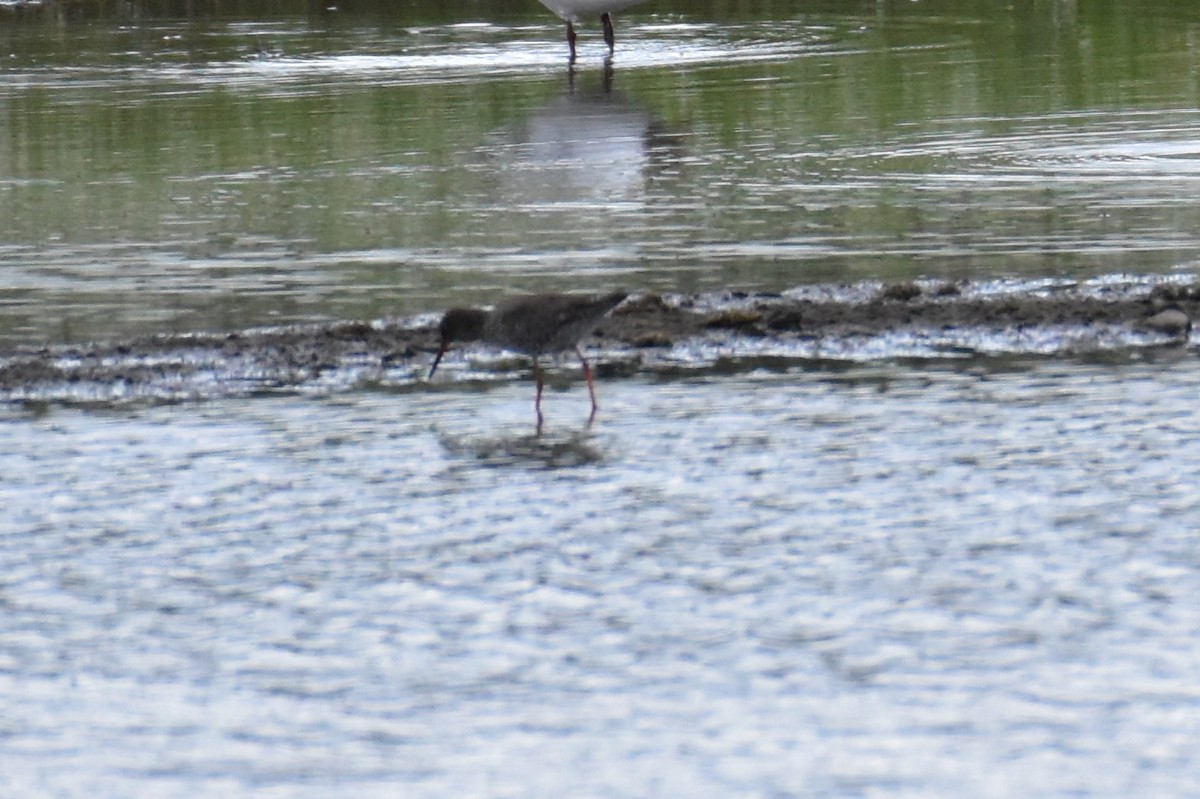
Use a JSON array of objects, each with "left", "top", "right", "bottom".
[{"left": 437, "top": 425, "right": 607, "bottom": 468}]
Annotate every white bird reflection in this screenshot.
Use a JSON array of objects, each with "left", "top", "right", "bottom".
[{"left": 480, "top": 69, "right": 679, "bottom": 210}]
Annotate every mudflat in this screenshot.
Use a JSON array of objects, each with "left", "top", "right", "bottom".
[{"left": 1, "top": 278, "right": 1194, "bottom": 405}]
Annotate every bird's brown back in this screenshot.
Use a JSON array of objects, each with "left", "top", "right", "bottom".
[{"left": 485, "top": 292, "right": 627, "bottom": 355}]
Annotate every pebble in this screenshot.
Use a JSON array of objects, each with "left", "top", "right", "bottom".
[{"left": 1142, "top": 308, "right": 1192, "bottom": 338}]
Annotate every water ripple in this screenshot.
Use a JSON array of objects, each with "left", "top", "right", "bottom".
[{"left": 4, "top": 361, "right": 1200, "bottom": 795}]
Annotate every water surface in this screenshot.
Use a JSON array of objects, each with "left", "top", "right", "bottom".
[
  {"left": 3, "top": 0, "right": 1200, "bottom": 346},
  {"left": 5, "top": 1, "right": 1200, "bottom": 796},
  {"left": 4, "top": 358, "right": 1200, "bottom": 796}
]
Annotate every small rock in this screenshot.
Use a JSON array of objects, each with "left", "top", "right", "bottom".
[
  {"left": 633, "top": 332, "right": 673, "bottom": 348},
  {"left": 704, "top": 309, "right": 764, "bottom": 329},
  {"left": 1142, "top": 307, "right": 1192, "bottom": 337},
  {"left": 766, "top": 309, "right": 805, "bottom": 331},
  {"left": 1149, "top": 284, "right": 1200, "bottom": 304},
  {"left": 880, "top": 282, "right": 922, "bottom": 302}
]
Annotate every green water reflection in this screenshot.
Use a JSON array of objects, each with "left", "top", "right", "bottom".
[{"left": 2, "top": 0, "right": 1199, "bottom": 345}]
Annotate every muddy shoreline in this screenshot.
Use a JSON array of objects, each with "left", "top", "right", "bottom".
[{"left": 2, "top": 278, "right": 1196, "bottom": 404}]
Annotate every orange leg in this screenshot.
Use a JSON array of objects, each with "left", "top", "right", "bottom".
[{"left": 577, "top": 347, "right": 599, "bottom": 414}]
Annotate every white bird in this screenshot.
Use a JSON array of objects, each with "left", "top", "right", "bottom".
[{"left": 536, "top": 0, "right": 649, "bottom": 61}]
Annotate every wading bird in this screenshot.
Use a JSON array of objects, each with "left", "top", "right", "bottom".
[{"left": 429, "top": 292, "right": 628, "bottom": 426}]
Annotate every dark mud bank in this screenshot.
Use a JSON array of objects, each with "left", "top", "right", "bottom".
[{"left": 2, "top": 276, "right": 1196, "bottom": 405}]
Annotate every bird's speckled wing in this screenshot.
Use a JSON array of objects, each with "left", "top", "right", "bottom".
[{"left": 489, "top": 292, "right": 626, "bottom": 355}]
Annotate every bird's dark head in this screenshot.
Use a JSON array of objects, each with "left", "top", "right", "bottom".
[{"left": 429, "top": 307, "right": 488, "bottom": 378}]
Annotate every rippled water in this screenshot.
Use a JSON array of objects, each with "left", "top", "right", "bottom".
[
  {"left": 4, "top": 2, "right": 1200, "bottom": 346},
  {"left": 5, "top": 357, "right": 1200, "bottom": 796},
  {"left": 5, "top": 1, "right": 1200, "bottom": 795}
]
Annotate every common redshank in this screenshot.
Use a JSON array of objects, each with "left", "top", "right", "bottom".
[
  {"left": 428, "top": 291, "right": 628, "bottom": 424},
  {"left": 536, "top": 0, "right": 649, "bottom": 61}
]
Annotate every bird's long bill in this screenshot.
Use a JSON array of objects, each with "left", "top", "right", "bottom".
[{"left": 428, "top": 340, "right": 448, "bottom": 379}]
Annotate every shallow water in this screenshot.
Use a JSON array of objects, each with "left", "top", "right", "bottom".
[
  {"left": 5, "top": 0, "right": 1200, "bottom": 795},
  {"left": 3, "top": 1, "right": 1200, "bottom": 346},
  {"left": 5, "top": 357, "right": 1200, "bottom": 797}
]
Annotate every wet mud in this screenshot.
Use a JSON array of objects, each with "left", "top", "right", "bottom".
[{"left": 2, "top": 277, "right": 1196, "bottom": 405}]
